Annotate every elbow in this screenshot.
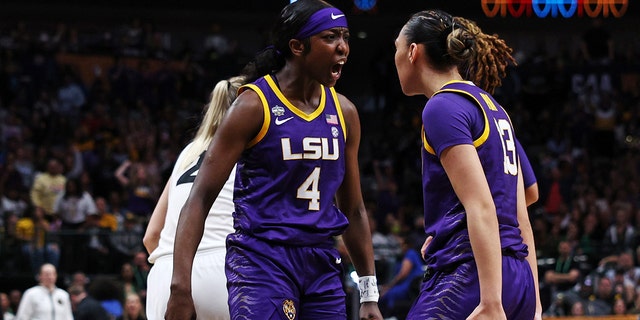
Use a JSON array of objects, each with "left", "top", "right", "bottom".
[
  {"left": 525, "top": 183, "right": 539, "bottom": 206},
  {"left": 142, "top": 233, "right": 158, "bottom": 253}
]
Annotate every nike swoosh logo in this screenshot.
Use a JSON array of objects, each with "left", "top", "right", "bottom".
[
  {"left": 331, "top": 13, "right": 345, "bottom": 20},
  {"left": 275, "top": 117, "right": 294, "bottom": 125}
]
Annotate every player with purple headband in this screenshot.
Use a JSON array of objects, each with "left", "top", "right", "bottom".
[{"left": 164, "top": 1, "right": 383, "bottom": 319}]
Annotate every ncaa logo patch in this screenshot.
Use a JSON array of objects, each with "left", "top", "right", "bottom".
[
  {"left": 272, "top": 105, "right": 285, "bottom": 116},
  {"left": 282, "top": 299, "right": 296, "bottom": 320}
]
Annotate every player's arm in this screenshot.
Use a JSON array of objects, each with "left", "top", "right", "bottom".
[
  {"left": 165, "top": 90, "right": 263, "bottom": 320},
  {"left": 144, "top": 179, "right": 169, "bottom": 255},
  {"left": 515, "top": 138, "right": 538, "bottom": 206},
  {"left": 516, "top": 160, "right": 542, "bottom": 319},
  {"left": 334, "top": 95, "right": 383, "bottom": 319},
  {"left": 441, "top": 144, "right": 505, "bottom": 319}
]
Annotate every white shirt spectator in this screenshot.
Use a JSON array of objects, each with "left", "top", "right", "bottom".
[
  {"left": 53, "top": 191, "right": 97, "bottom": 225},
  {"left": 15, "top": 285, "right": 73, "bottom": 320}
]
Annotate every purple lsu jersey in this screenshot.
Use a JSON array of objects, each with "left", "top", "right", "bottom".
[
  {"left": 421, "top": 81, "right": 528, "bottom": 271},
  {"left": 234, "top": 74, "right": 349, "bottom": 246}
]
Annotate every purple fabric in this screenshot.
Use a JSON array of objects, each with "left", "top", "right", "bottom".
[
  {"left": 225, "top": 233, "right": 347, "bottom": 319},
  {"left": 407, "top": 257, "right": 535, "bottom": 319},
  {"left": 295, "top": 7, "right": 348, "bottom": 39}
]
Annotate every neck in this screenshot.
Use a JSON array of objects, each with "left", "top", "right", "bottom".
[
  {"left": 42, "top": 284, "right": 55, "bottom": 292},
  {"left": 274, "top": 66, "right": 321, "bottom": 112},
  {"left": 423, "top": 68, "right": 463, "bottom": 98}
]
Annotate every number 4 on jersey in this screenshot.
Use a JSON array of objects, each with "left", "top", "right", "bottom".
[{"left": 298, "top": 167, "right": 321, "bottom": 210}]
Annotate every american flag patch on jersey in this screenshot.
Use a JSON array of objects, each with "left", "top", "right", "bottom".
[{"left": 326, "top": 114, "right": 338, "bottom": 125}]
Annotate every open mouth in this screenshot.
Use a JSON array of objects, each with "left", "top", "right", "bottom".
[{"left": 332, "top": 61, "right": 345, "bottom": 77}]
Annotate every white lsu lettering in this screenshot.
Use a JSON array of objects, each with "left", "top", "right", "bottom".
[{"left": 281, "top": 137, "right": 339, "bottom": 160}]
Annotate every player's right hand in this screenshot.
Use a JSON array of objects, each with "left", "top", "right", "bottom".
[
  {"left": 165, "top": 292, "right": 196, "bottom": 320},
  {"left": 420, "top": 235, "right": 433, "bottom": 260}
]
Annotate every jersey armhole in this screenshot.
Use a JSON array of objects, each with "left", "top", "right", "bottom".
[{"left": 240, "top": 84, "right": 271, "bottom": 148}]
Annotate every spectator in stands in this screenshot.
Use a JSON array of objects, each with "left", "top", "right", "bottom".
[
  {"left": 116, "top": 293, "right": 146, "bottom": 320},
  {"left": 544, "top": 240, "right": 582, "bottom": 302},
  {"left": 62, "top": 145, "right": 83, "bottom": 181},
  {"left": 7, "top": 290, "right": 21, "bottom": 317},
  {"left": 628, "top": 292, "right": 640, "bottom": 314},
  {"left": 15, "top": 205, "right": 60, "bottom": 276},
  {"left": 84, "top": 211, "right": 112, "bottom": 274},
  {"left": 585, "top": 276, "right": 614, "bottom": 315},
  {"left": 88, "top": 275, "right": 124, "bottom": 319},
  {"left": 117, "top": 262, "right": 139, "bottom": 300},
  {"left": 114, "top": 160, "right": 158, "bottom": 220},
  {"left": 130, "top": 251, "right": 149, "bottom": 303},
  {"left": 53, "top": 178, "right": 97, "bottom": 274},
  {"left": 569, "top": 299, "right": 586, "bottom": 316},
  {"left": 1, "top": 152, "right": 30, "bottom": 216},
  {"left": 30, "top": 158, "right": 66, "bottom": 218},
  {"left": 368, "top": 211, "right": 399, "bottom": 285},
  {"left": 1, "top": 159, "right": 29, "bottom": 221},
  {"left": 66, "top": 271, "right": 89, "bottom": 291},
  {"left": 1, "top": 211, "right": 22, "bottom": 274},
  {"left": 578, "top": 211, "right": 600, "bottom": 265},
  {"left": 597, "top": 251, "right": 638, "bottom": 304},
  {"left": 94, "top": 196, "right": 118, "bottom": 232},
  {"left": 108, "top": 191, "right": 128, "bottom": 228},
  {"left": 602, "top": 206, "right": 637, "bottom": 256},
  {"left": 12, "top": 146, "right": 35, "bottom": 192},
  {"left": 379, "top": 234, "right": 424, "bottom": 319},
  {"left": 56, "top": 72, "right": 87, "bottom": 125},
  {"left": 68, "top": 284, "right": 110, "bottom": 320},
  {"left": 110, "top": 213, "right": 143, "bottom": 269},
  {"left": 15, "top": 263, "right": 73, "bottom": 320},
  {"left": 1, "top": 292, "right": 16, "bottom": 320},
  {"left": 612, "top": 296, "right": 629, "bottom": 315}
]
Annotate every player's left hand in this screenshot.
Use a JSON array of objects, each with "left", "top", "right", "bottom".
[{"left": 359, "top": 301, "right": 383, "bottom": 320}]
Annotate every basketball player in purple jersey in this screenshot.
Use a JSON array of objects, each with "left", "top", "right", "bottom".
[
  {"left": 394, "top": 9, "right": 542, "bottom": 320},
  {"left": 165, "top": 1, "right": 382, "bottom": 319}
]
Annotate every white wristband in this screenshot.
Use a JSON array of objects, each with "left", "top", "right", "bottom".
[{"left": 358, "top": 276, "right": 379, "bottom": 303}]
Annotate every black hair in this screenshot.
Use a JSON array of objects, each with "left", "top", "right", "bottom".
[
  {"left": 241, "top": 0, "right": 332, "bottom": 82},
  {"left": 401, "top": 9, "right": 516, "bottom": 94}
]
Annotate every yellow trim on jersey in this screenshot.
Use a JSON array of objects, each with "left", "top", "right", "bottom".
[
  {"left": 264, "top": 74, "right": 326, "bottom": 121},
  {"left": 480, "top": 93, "right": 498, "bottom": 111},
  {"left": 240, "top": 83, "right": 271, "bottom": 148},
  {"left": 422, "top": 82, "right": 491, "bottom": 155},
  {"left": 330, "top": 87, "right": 348, "bottom": 141},
  {"left": 421, "top": 126, "right": 436, "bottom": 155}
]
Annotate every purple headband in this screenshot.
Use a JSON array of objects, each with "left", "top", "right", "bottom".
[{"left": 295, "top": 7, "right": 348, "bottom": 39}]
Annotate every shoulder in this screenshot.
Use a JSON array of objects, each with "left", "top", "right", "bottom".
[
  {"left": 427, "top": 92, "right": 476, "bottom": 113},
  {"left": 233, "top": 88, "right": 265, "bottom": 113},
  {"left": 334, "top": 92, "right": 357, "bottom": 119},
  {"left": 56, "top": 288, "right": 70, "bottom": 297}
]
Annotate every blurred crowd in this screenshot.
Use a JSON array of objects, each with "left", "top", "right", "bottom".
[{"left": 1, "top": 13, "right": 640, "bottom": 320}]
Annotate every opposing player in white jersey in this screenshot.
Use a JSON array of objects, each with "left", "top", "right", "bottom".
[{"left": 143, "top": 75, "right": 246, "bottom": 320}]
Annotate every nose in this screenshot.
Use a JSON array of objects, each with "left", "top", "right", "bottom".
[{"left": 337, "top": 37, "right": 348, "bottom": 55}]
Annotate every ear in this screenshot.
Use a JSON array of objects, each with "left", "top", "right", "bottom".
[
  {"left": 289, "top": 39, "right": 305, "bottom": 57},
  {"left": 408, "top": 43, "right": 418, "bottom": 64}
]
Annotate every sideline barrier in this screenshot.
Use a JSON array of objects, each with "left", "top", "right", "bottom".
[{"left": 544, "top": 316, "right": 639, "bottom": 320}]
